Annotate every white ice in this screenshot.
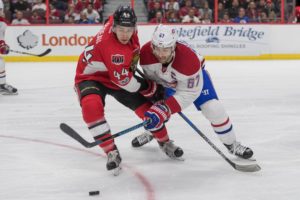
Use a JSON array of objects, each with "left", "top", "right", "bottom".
[{"left": 1, "top": 60, "right": 300, "bottom": 200}]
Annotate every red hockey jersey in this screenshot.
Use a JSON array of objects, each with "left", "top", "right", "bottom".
[{"left": 75, "top": 16, "right": 140, "bottom": 92}]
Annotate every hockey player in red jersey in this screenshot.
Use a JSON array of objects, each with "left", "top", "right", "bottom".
[
  {"left": 132, "top": 24, "right": 254, "bottom": 159},
  {"left": 75, "top": 6, "right": 183, "bottom": 173},
  {"left": 0, "top": 2, "right": 18, "bottom": 95}
]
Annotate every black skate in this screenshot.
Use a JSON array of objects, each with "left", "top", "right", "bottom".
[
  {"left": 225, "top": 141, "right": 253, "bottom": 159},
  {"left": 131, "top": 131, "right": 153, "bottom": 147},
  {"left": 159, "top": 140, "right": 184, "bottom": 160},
  {"left": 106, "top": 149, "right": 122, "bottom": 175},
  {"left": 0, "top": 84, "right": 18, "bottom": 95}
]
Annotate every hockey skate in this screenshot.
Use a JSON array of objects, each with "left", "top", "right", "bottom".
[
  {"left": 131, "top": 131, "right": 153, "bottom": 147},
  {"left": 225, "top": 141, "right": 253, "bottom": 159},
  {"left": 159, "top": 140, "right": 184, "bottom": 160},
  {"left": 0, "top": 84, "right": 18, "bottom": 95},
  {"left": 106, "top": 149, "right": 122, "bottom": 176}
]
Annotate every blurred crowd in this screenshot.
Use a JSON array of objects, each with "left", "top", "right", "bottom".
[
  {"left": 1, "top": 0, "right": 299, "bottom": 24},
  {"left": 146, "top": 0, "right": 299, "bottom": 23},
  {"left": 2, "top": 0, "right": 105, "bottom": 24}
]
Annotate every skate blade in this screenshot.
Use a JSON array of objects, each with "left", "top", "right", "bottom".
[
  {"left": 170, "top": 156, "right": 185, "bottom": 161},
  {"left": 0, "top": 92, "right": 18, "bottom": 95},
  {"left": 113, "top": 166, "right": 122, "bottom": 176}
]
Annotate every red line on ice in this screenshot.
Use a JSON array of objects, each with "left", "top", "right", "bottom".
[{"left": 0, "top": 135, "right": 156, "bottom": 200}]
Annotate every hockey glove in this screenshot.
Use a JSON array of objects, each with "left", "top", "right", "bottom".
[
  {"left": 0, "top": 40, "right": 9, "bottom": 54},
  {"left": 144, "top": 103, "right": 171, "bottom": 132},
  {"left": 140, "top": 79, "right": 158, "bottom": 98}
]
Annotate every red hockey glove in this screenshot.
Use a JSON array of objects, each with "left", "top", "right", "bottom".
[
  {"left": 144, "top": 103, "right": 171, "bottom": 132},
  {"left": 0, "top": 40, "right": 9, "bottom": 55},
  {"left": 140, "top": 79, "right": 158, "bottom": 98}
]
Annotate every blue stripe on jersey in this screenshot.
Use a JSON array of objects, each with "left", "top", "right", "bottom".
[{"left": 215, "top": 125, "right": 233, "bottom": 134}]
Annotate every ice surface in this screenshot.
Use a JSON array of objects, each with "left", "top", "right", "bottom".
[{"left": 1, "top": 60, "right": 300, "bottom": 200}]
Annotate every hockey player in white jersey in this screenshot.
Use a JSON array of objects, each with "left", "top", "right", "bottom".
[
  {"left": 0, "top": 1, "right": 18, "bottom": 95},
  {"left": 132, "top": 24, "right": 254, "bottom": 159}
]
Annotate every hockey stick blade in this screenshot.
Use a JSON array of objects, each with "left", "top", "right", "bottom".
[
  {"left": 178, "top": 112, "right": 261, "bottom": 172},
  {"left": 60, "top": 123, "right": 93, "bottom": 147},
  {"left": 60, "top": 121, "right": 148, "bottom": 148},
  {"left": 36, "top": 48, "right": 52, "bottom": 57},
  {"left": 10, "top": 48, "right": 52, "bottom": 57},
  {"left": 233, "top": 162, "right": 261, "bottom": 172}
]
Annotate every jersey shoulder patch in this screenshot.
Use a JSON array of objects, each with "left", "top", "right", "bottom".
[{"left": 172, "top": 43, "right": 201, "bottom": 76}]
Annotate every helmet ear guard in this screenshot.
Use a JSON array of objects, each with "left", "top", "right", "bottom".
[
  {"left": 151, "top": 24, "right": 178, "bottom": 49},
  {"left": 113, "top": 5, "right": 137, "bottom": 27}
]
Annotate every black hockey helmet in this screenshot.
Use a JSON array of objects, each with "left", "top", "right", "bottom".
[{"left": 113, "top": 5, "right": 137, "bottom": 27}]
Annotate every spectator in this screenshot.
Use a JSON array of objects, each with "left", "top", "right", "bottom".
[
  {"left": 82, "top": 3, "right": 100, "bottom": 23},
  {"left": 32, "top": 0, "right": 46, "bottom": 11},
  {"left": 74, "top": 0, "right": 102, "bottom": 18},
  {"left": 167, "top": 10, "right": 180, "bottom": 23},
  {"left": 201, "top": 11, "right": 212, "bottom": 23},
  {"left": 49, "top": 3, "right": 61, "bottom": 20},
  {"left": 246, "top": 1, "right": 258, "bottom": 22},
  {"left": 64, "top": 3, "right": 80, "bottom": 22},
  {"left": 199, "top": 1, "right": 212, "bottom": 22},
  {"left": 30, "top": 10, "right": 42, "bottom": 22},
  {"left": 193, "top": 0, "right": 206, "bottom": 9},
  {"left": 10, "top": 0, "right": 31, "bottom": 14},
  {"left": 51, "top": 0, "right": 68, "bottom": 11},
  {"left": 148, "top": 1, "right": 164, "bottom": 21},
  {"left": 286, "top": 3, "right": 295, "bottom": 23},
  {"left": 220, "top": 12, "right": 232, "bottom": 23},
  {"left": 256, "top": 0, "right": 268, "bottom": 16},
  {"left": 268, "top": 10, "right": 278, "bottom": 22},
  {"left": 182, "top": 8, "right": 201, "bottom": 23},
  {"left": 296, "top": 6, "right": 300, "bottom": 23},
  {"left": 11, "top": 10, "right": 30, "bottom": 24},
  {"left": 147, "top": 0, "right": 164, "bottom": 11},
  {"left": 233, "top": 7, "right": 249, "bottom": 23},
  {"left": 179, "top": 0, "right": 199, "bottom": 19},
  {"left": 228, "top": 0, "right": 239, "bottom": 19},
  {"left": 77, "top": 11, "right": 94, "bottom": 24},
  {"left": 149, "top": 10, "right": 167, "bottom": 23},
  {"left": 258, "top": 11, "right": 269, "bottom": 22},
  {"left": 65, "top": 15, "right": 76, "bottom": 24},
  {"left": 165, "top": 2, "right": 179, "bottom": 19},
  {"left": 165, "top": 0, "right": 179, "bottom": 11},
  {"left": 218, "top": 2, "right": 226, "bottom": 21}
]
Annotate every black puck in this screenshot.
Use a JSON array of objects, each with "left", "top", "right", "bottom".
[{"left": 89, "top": 190, "right": 100, "bottom": 196}]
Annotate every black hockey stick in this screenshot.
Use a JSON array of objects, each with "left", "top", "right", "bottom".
[
  {"left": 178, "top": 112, "right": 261, "bottom": 172},
  {"left": 10, "top": 48, "right": 52, "bottom": 57},
  {"left": 60, "top": 121, "right": 148, "bottom": 148},
  {"left": 135, "top": 68, "right": 260, "bottom": 172}
]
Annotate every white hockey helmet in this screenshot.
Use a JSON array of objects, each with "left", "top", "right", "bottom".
[
  {"left": 0, "top": 0, "right": 4, "bottom": 17},
  {"left": 151, "top": 24, "right": 178, "bottom": 49},
  {"left": 0, "top": 0, "right": 3, "bottom": 11}
]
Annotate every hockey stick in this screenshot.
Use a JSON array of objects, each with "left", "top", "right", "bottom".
[
  {"left": 135, "top": 68, "right": 261, "bottom": 172},
  {"left": 178, "top": 112, "right": 261, "bottom": 172},
  {"left": 60, "top": 121, "right": 148, "bottom": 148},
  {"left": 10, "top": 48, "right": 52, "bottom": 57}
]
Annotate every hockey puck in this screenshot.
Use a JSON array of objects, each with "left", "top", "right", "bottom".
[{"left": 89, "top": 190, "right": 100, "bottom": 196}]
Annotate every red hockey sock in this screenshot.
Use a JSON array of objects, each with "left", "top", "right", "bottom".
[
  {"left": 151, "top": 126, "right": 169, "bottom": 143},
  {"left": 81, "top": 94, "right": 115, "bottom": 153}
]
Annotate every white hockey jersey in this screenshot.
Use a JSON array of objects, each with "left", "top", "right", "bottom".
[
  {"left": 140, "top": 41, "right": 204, "bottom": 113},
  {"left": 0, "top": 17, "right": 7, "bottom": 41}
]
